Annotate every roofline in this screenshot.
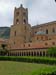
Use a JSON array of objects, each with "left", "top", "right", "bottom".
[
  {"left": 9, "top": 47, "right": 48, "bottom": 51},
  {"left": 32, "top": 21, "right": 56, "bottom": 29}
]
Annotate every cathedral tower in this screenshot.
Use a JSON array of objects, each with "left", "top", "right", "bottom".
[{"left": 9, "top": 4, "right": 31, "bottom": 48}]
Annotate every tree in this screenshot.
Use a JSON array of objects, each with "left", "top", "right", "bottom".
[
  {"left": 47, "top": 47, "right": 56, "bottom": 57},
  {"left": 1, "top": 44, "right": 6, "bottom": 50},
  {"left": 0, "top": 44, "right": 8, "bottom": 56}
]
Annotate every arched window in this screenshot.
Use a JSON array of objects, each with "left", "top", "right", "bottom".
[
  {"left": 46, "top": 29, "right": 48, "bottom": 34},
  {"left": 45, "top": 43, "right": 48, "bottom": 45},
  {"left": 16, "top": 12, "right": 19, "bottom": 16},
  {"left": 52, "top": 28, "right": 55, "bottom": 33},
  {"left": 37, "top": 37, "right": 39, "bottom": 40},
  {"left": 14, "top": 31, "right": 16, "bottom": 36},
  {"left": 41, "top": 36, "right": 43, "bottom": 40},
  {"left": 23, "top": 19, "right": 26, "bottom": 24},
  {"left": 16, "top": 19, "right": 19, "bottom": 24},
  {"left": 24, "top": 44, "right": 25, "bottom": 47},
  {"left": 28, "top": 44, "right": 30, "bottom": 47},
  {"left": 52, "top": 42, "right": 55, "bottom": 45}
]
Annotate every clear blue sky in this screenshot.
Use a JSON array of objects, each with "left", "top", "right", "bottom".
[{"left": 0, "top": 0, "right": 56, "bottom": 27}]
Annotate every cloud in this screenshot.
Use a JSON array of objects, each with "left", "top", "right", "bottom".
[
  {"left": 0, "top": 0, "right": 56, "bottom": 27},
  {"left": 27, "top": 0, "right": 56, "bottom": 25},
  {"left": 0, "top": 0, "right": 27, "bottom": 27}
]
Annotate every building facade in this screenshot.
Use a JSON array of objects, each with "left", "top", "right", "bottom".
[{"left": 8, "top": 4, "right": 56, "bottom": 56}]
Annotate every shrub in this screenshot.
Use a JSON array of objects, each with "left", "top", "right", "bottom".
[{"left": 0, "top": 56, "right": 56, "bottom": 65}]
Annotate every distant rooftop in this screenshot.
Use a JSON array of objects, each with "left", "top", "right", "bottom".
[
  {"left": 35, "top": 31, "right": 46, "bottom": 35},
  {"left": 32, "top": 21, "right": 56, "bottom": 29}
]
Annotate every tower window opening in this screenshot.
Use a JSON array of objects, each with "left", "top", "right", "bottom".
[
  {"left": 23, "top": 19, "right": 26, "bottom": 24},
  {"left": 14, "top": 31, "right": 16, "bottom": 36},
  {"left": 16, "top": 12, "right": 19, "bottom": 15},
  {"left": 16, "top": 19, "right": 19, "bottom": 24}
]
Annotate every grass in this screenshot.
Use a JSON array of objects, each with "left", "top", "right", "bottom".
[{"left": 0, "top": 61, "right": 56, "bottom": 75}]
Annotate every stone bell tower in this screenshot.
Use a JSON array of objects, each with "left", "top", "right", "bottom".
[
  {"left": 14, "top": 4, "right": 28, "bottom": 25},
  {"left": 9, "top": 4, "right": 31, "bottom": 48}
]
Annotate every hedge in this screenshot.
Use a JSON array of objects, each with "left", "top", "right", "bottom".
[{"left": 0, "top": 56, "right": 56, "bottom": 65}]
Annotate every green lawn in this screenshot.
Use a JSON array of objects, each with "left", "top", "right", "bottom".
[{"left": 0, "top": 61, "right": 56, "bottom": 75}]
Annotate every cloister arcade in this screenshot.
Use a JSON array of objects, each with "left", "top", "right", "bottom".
[{"left": 8, "top": 48, "right": 47, "bottom": 56}]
